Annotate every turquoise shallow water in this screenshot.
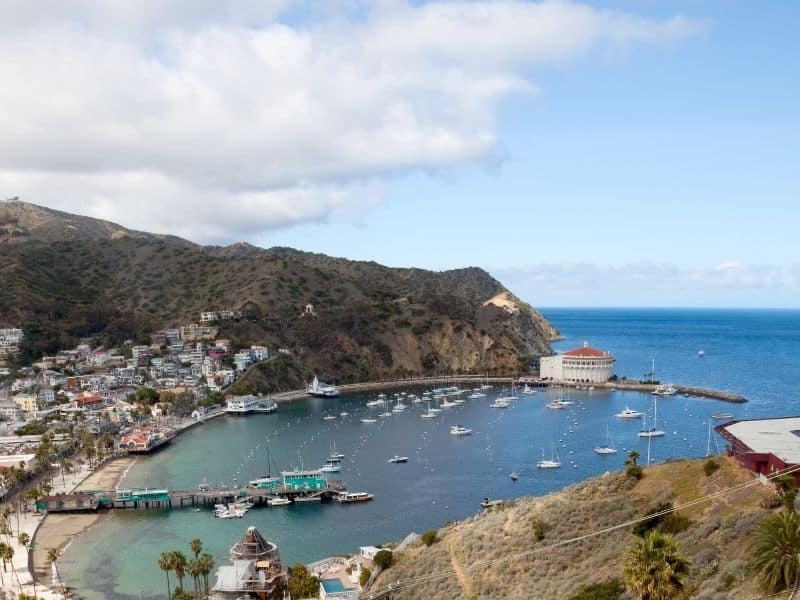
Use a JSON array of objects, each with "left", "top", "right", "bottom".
[{"left": 58, "top": 308, "right": 800, "bottom": 599}]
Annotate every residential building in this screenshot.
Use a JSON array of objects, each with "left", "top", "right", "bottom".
[
  {"left": 0, "top": 402, "right": 23, "bottom": 422},
  {"left": 180, "top": 323, "right": 217, "bottom": 342},
  {"left": 13, "top": 393, "right": 39, "bottom": 413}
]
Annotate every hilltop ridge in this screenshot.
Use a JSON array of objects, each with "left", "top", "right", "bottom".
[{"left": 0, "top": 201, "right": 558, "bottom": 387}]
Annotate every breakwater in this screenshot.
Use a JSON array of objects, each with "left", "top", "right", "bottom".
[{"left": 518, "top": 378, "right": 746, "bottom": 403}]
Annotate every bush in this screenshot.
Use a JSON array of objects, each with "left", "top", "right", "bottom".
[
  {"left": 703, "top": 458, "right": 720, "bottom": 476},
  {"left": 661, "top": 511, "right": 693, "bottom": 534},
  {"left": 531, "top": 517, "right": 547, "bottom": 542},
  {"left": 569, "top": 578, "right": 624, "bottom": 600},
  {"left": 625, "top": 465, "right": 643, "bottom": 480},
  {"left": 359, "top": 566, "right": 372, "bottom": 588},
  {"left": 633, "top": 501, "right": 673, "bottom": 537},
  {"left": 287, "top": 564, "right": 319, "bottom": 599},
  {"left": 421, "top": 530, "right": 438, "bottom": 547},
  {"left": 373, "top": 549, "right": 393, "bottom": 570}
]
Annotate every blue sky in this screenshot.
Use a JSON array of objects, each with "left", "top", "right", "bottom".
[{"left": 1, "top": 1, "right": 798, "bottom": 307}]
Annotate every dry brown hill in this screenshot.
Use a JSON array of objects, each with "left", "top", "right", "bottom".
[{"left": 372, "top": 457, "right": 776, "bottom": 599}]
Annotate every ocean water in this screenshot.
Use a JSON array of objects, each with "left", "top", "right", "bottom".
[{"left": 58, "top": 308, "right": 800, "bottom": 599}]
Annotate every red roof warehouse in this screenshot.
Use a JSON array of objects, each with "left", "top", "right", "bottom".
[{"left": 716, "top": 416, "right": 800, "bottom": 485}]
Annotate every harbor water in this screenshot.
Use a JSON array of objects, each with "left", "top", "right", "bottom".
[{"left": 58, "top": 308, "right": 800, "bottom": 599}]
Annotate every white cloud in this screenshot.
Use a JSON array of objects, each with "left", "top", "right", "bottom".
[
  {"left": 0, "top": 1, "right": 704, "bottom": 242},
  {"left": 496, "top": 261, "right": 800, "bottom": 307}
]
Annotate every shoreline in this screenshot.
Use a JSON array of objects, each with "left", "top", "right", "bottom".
[{"left": 30, "top": 456, "right": 137, "bottom": 589}]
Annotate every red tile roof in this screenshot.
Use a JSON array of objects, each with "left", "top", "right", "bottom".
[{"left": 564, "top": 346, "right": 609, "bottom": 358}]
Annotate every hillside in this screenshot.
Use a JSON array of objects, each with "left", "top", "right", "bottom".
[
  {"left": 0, "top": 201, "right": 559, "bottom": 385},
  {"left": 371, "top": 457, "right": 776, "bottom": 599}
]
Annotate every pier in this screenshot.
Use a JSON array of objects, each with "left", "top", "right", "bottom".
[
  {"left": 516, "top": 377, "right": 746, "bottom": 403},
  {"left": 37, "top": 481, "right": 347, "bottom": 513}
]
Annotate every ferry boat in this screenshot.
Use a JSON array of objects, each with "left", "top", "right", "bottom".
[
  {"left": 306, "top": 375, "right": 339, "bottom": 397},
  {"left": 449, "top": 425, "right": 472, "bottom": 436},
  {"left": 388, "top": 455, "right": 409, "bottom": 463},
  {"left": 615, "top": 406, "right": 644, "bottom": 419},
  {"left": 335, "top": 491, "right": 374, "bottom": 503},
  {"left": 225, "top": 395, "right": 260, "bottom": 414}
]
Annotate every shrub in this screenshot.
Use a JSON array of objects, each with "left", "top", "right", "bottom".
[
  {"left": 633, "top": 501, "right": 673, "bottom": 537},
  {"left": 703, "top": 458, "right": 720, "bottom": 476},
  {"left": 661, "top": 511, "right": 692, "bottom": 534},
  {"left": 569, "top": 578, "right": 624, "bottom": 600},
  {"left": 421, "top": 530, "right": 438, "bottom": 547},
  {"left": 359, "top": 566, "right": 372, "bottom": 587},
  {"left": 287, "top": 564, "right": 319, "bottom": 599},
  {"left": 373, "top": 549, "right": 393, "bottom": 570},
  {"left": 531, "top": 517, "right": 547, "bottom": 542}
]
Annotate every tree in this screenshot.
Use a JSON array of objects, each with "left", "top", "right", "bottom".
[
  {"left": 626, "top": 450, "right": 640, "bottom": 468},
  {"left": 47, "top": 547, "right": 64, "bottom": 598},
  {"left": 198, "top": 552, "right": 214, "bottom": 597},
  {"left": 158, "top": 552, "right": 174, "bottom": 599},
  {"left": 775, "top": 475, "right": 798, "bottom": 513},
  {"left": 171, "top": 551, "right": 187, "bottom": 591},
  {"left": 359, "top": 566, "right": 372, "bottom": 588},
  {"left": 187, "top": 559, "right": 202, "bottom": 598},
  {"left": 748, "top": 511, "right": 800, "bottom": 593},
  {"left": 622, "top": 531, "right": 690, "bottom": 600},
  {"left": 171, "top": 589, "right": 192, "bottom": 600},
  {"left": 189, "top": 538, "right": 203, "bottom": 559},
  {"left": 287, "top": 564, "right": 320, "bottom": 599},
  {"left": 18, "top": 533, "right": 33, "bottom": 598},
  {"left": 373, "top": 549, "right": 393, "bottom": 570},
  {"left": 0, "top": 542, "right": 7, "bottom": 586}
]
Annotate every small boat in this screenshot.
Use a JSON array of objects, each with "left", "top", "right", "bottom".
[
  {"left": 449, "top": 425, "right": 472, "bottom": 436},
  {"left": 468, "top": 392, "right": 486, "bottom": 399},
  {"left": 594, "top": 426, "right": 618, "bottom": 455},
  {"left": 388, "top": 455, "right": 409, "bottom": 463},
  {"left": 480, "top": 498, "right": 503, "bottom": 508},
  {"left": 545, "top": 400, "right": 569, "bottom": 410},
  {"left": 323, "top": 415, "right": 337, "bottom": 421},
  {"left": 267, "top": 497, "right": 291, "bottom": 507},
  {"left": 329, "top": 443, "right": 345, "bottom": 461},
  {"left": 698, "top": 349, "right": 705, "bottom": 357},
  {"left": 294, "top": 495, "right": 322, "bottom": 503},
  {"left": 537, "top": 444, "right": 561, "bottom": 469},
  {"left": 440, "top": 400, "right": 457, "bottom": 409},
  {"left": 335, "top": 492, "right": 374, "bottom": 503},
  {"left": 321, "top": 459, "right": 341, "bottom": 473},
  {"left": 339, "top": 411, "right": 349, "bottom": 417},
  {"left": 366, "top": 399, "right": 385, "bottom": 407},
  {"left": 378, "top": 411, "right": 392, "bottom": 418},
  {"left": 523, "top": 384, "right": 535, "bottom": 395},
  {"left": 711, "top": 413, "right": 733, "bottom": 420},
  {"left": 489, "top": 399, "right": 510, "bottom": 409},
  {"left": 615, "top": 406, "right": 644, "bottom": 419},
  {"left": 638, "top": 399, "right": 665, "bottom": 438},
  {"left": 509, "top": 472, "right": 518, "bottom": 481},
  {"left": 360, "top": 417, "right": 377, "bottom": 423},
  {"left": 421, "top": 402, "right": 438, "bottom": 419}
]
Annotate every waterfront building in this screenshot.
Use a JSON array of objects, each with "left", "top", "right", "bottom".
[
  {"left": 539, "top": 341, "right": 615, "bottom": 383},
  {"left": 281, "top": 469, "right": 327, "bottom": 491},
  {"left": 212, "top": 526, "right": 287, "bottom": 599},
  {"left": 716, "top": 416, "right": 800, "bottom": 485},
  {"left": 118, "top": 426, "right": 176, "bottom": 453}
]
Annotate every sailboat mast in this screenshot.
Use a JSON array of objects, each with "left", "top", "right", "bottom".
[{"left": 706, "top": 420, "right": 712, "bottom": 457}]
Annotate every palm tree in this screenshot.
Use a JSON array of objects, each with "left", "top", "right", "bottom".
[
  {"left": 187, "top": 558, "right": 202, "bottom": 597},
  {"left": 18, "top": 532, "right": 35, "bottom": 598},
  {"left": 626, "top": 450, "right": 640, "bottom": 467},
  {"left": 158, "top": 552, "right": 174, "bottom": 598},
  {"left": 748, "top": 510, "right": 800, "bottom": 592},
  {"left": 0, "top": 541, "right": 7, "bottom": 586},
  {"left": 189, "top": 538, "right": 203, "bottom": 559},
  {"left": 5, "top": 542, "right": 22, "bottom": 594},
  {"left": 47, "top": 547, "right": 65, "bottom": 598},
  {"left": 171, "top": 551, "right": 188, "bottom": 591},
  {"left": 623, "top": 531, "right": 690, "bottom": 600},
  {"left": 199, "top": 552, "right": 215, "bottom": 598},
  {"left": 59, "top": 459, "right": 71, "bottom": 488}
]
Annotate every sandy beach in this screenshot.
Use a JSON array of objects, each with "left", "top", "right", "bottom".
[{"left": 30, "top": 456, "right": 136, "bottom": 587}]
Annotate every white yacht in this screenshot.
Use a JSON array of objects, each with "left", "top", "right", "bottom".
[
  {"left": 388, "top": 455, "right": 409, "bottom": 463},
  {"left": 449, "top": 425, "right": 472, "bottom": 436},
  {"left": 468, "top": 391, "right": 486, "bottom": 399},
  {"left": 306, "top": 375, "right": 339, "bottom": 397},
  {"left": 225, "top": 395, "right": 260, "bottom": 414},
  {"left": 489, "top": 399, "right": 510, "bottom": 409},
  {"left": 323, "top": 414, "right": 337, "bottom": 421},
  {"left": 267, "top": 497, "right": 292, "bottom": 507},
  {"left": 615, "top": 406, "right": 643, "bottom": 419},
  {"left": 320, "top": 460, "right": 341, "bottom": 473},
  {"left": 545, "top": 399, "right": 570, "bottom": 410},
  {"left": 360, "top": 416, "right": 377, "bottom": 423}
]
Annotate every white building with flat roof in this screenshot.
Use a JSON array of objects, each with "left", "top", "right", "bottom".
[{"left": 539, "top": 341, "right": 615, "bottom": 383}]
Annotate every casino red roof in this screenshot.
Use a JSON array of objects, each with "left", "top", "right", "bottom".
[{"left": 563, "top": 346, "right": 610, "bottom": 358}]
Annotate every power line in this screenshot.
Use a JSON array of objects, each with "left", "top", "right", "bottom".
[{"left": 365, "top": 462, "right": 800, "bottom": 598}]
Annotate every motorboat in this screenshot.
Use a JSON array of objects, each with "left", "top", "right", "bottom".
[
  {"left": 321, "top": 460, "right": 341, "bottom": 473},
  {"left": 339, "top": 411, "right": 349, "bottom": 417},
  {"left": 360, "top": 417, "right": 377, "bottom": 423},
  {"left": 440, "top": 400, "right": 457, "bottom": 408},
  {"left": 545, "top": 400, "right": 570, "bottom": 409},
  {"left": 489, "top": 399, "right": 510, "bottom": 409},
  {"left": 388, "top": 455, "right": 409, "bottom": 463},
  {"left": 468, "top": 392, "right": 486, "bottom": 399},
  {"left": 449, "top": 425, "right": 472, "bottom": 436},
  {"left": 323, "top": 415, "right": 337, "bottom": 421},
  {"left": 267, "top": 497, "right": 292, "bottom": 507},
  {"left": 378, "top": 411, "right": 392, "bottom": 418},
  {"left": 509, "top": 472, "right": 519, "bottom": 481},
  {"left": 711, "top": 413, "right": 734, "bottom": 420},
  {"left": 615, "top": 406, "right": 644, "bottom": 419},
  {"left": 335, "top": 492, "right": 374, "bottom": 503},
  {"left": 480, "top": 498, "right": 503, "bottom": 508}
]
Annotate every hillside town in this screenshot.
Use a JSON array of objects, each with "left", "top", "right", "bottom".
[{"left": 0, "top": 314, "right": 274, "bottom": 498}]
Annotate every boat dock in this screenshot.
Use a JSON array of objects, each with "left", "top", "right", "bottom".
[{"left": 37, "top": 481, "right": 347, "bottom": 513}]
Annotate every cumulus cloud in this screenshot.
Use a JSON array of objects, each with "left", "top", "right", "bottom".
[
  {"left": 496, "top": 261, "right": 800, "bottom": 307},
  {"left": 0, "top": 1, "right": 704, "bottom": 242}
]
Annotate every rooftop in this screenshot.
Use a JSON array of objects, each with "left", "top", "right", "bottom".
[
  {"left": 563, "top": 341, "right": 612, "bottom": 358},
  {"left": 719, "top": 416, "right": 800, "bottom": 464}
]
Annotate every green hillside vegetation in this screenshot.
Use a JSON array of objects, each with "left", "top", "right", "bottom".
[
  {"left": 0, "top": 202, "right": 558, "bottom": 387},
  {"left": 371, "top": 456, "right": 780, "bottom": 599}
]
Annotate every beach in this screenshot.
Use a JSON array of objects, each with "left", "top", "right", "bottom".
[{"left": 27, "top": 456, "right": 136, "bottom": 593}]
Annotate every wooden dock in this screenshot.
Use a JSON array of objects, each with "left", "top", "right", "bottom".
[{"left": 38, "top": 481, "right": 347, "bottom": 513}]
